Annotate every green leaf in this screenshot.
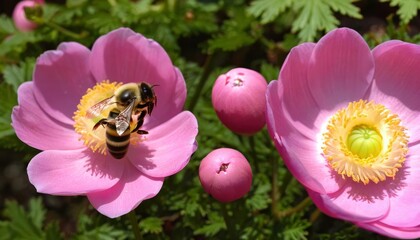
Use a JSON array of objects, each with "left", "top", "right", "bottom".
[
  {"left": 74, "top": 213, "right": 126, "bottom": 240},
  {"left": 193, "top": 212, "right": 226, "bottom": 237},
  {"left": 248, "top": 0, "right": 293, "bottom": 23},
  {"left": 0, "top": 59, "right": 33, "bottom": 141},
  {"left": 139, "top": 217, "right": 163, "bottom": 234},
  {"left": 381, "top": 0, "right": 420, "bottom": 23},
  {"left": 292, "top": 0, "right": 338, "bottom": 41},
  {"left": 0, "top": 83, "right": 17, "bottom": 139},
  {"left": 260, "top": 62, "right": 279, "bottom": 81},
  {"left": 27, "top": 198, "right": 46, "bottom": 230},
  {"left": 2, "top": 200, "right": 44, "bottom": 240},
  {"left": 248, "top": 0, "right": 361, "bottom": 41},
  {"left": 208, "top": 30, "right": 255, "bottom": 52},
  {"left": 208, "top": 8, "right": 257, "bottom": 52},
  {"left": 0, "top": 32, "right": 37, "bottom": 55},
  {"left": 281, "top": 214, "right": 311, "bottom": 240},
  {"left": 0, "top": 14, "right": 16, "bottom": 35},
  {"left": 3, "top": 59, "right": 35, "bottom": 92}
]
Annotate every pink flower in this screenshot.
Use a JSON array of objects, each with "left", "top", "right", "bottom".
[
  {"left": 12, "top": 28, "right": 198, "bottom": 218},
  {"left": 266, "top": 28, "right": 420, "bottom": 238},
  {"left": 199, "top": 148, "right": 252, "bottom": 202},
  {"left": 212, "top": 68, "right": 267, "bottom": 135},
  {"left": 13, "top": 0, "right": 44, "bottom": 32}
]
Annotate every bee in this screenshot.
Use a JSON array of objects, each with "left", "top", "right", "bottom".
[{"left": 89, "top": 82, "right": 157, "bottom": 159}]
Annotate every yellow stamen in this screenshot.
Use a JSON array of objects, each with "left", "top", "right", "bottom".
[
  {"left": 322, "top": 100, "right": 408, "bottom": 185},
  {"left": 73, "top": 81, "right": 141, "bottom": 155}
]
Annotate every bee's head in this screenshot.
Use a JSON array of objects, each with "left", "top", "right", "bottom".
[{"left": 139, "top": 83, "right": 157, "bottom": 114}]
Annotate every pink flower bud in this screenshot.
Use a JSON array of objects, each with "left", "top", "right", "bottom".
[
  {"left": 13, "top": 0, "right": 44, "bottom": 32},
  {"left": 212, "top": 68, "right": 268, "bottom": 135},
  {"left": 199, "top": 148, "right": 252, "bottom": 203}
]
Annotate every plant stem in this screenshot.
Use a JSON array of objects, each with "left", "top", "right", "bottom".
[
  {"left": 310, "top": 208, "right": 321, "bottom": 223},
  {"left": 127, "top": 210, "right": 142, "bottom": 240},
  {"left": 221, "top": 203, "right": 235, "bottom": 236},
  {"left": 44, "top": 21, "right": 88, "bottom": 39},
  {"left": 187, "top": 54, "right": 213, "bottom": 112},
  {"left": 275, "top": 197, "right": 312, "bottom": 219},
  {"left": 33, "top": 17, "right": 88, "bottom": 39}
]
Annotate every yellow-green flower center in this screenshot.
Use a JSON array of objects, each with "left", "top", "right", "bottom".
[
  {"left": 73, "top": 81, "right": 141, "bottom": 155},
  {"left": 347, "top": 125, "right": 382, "bottom": 158},
  {"left": 322, "top": 100, "right": 408, "bottom": 184}
]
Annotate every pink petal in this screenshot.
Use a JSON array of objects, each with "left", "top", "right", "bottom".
[
  {"left": 379, "top": 144, "right": 420, "bottom": 227},
  {"left": 145, "top": 67, "right": 187, "bottom": 129},
  {"left": 127, "top": 111, "right": 198, "bottom": 178},
  {"left": 33, "top": 42, "right": 95, "bottom": 125},
  {"left": 87, "top": 160, "right": 163, "bottom": 218},
  {"left": 28, "top": 149, "right": 124, "bottom": 195},
  {"left": 308, "top": 28, "right": 374, "bottom": 110},
  {"left": 370, "top": 40, "right": 406, "bottom": 57},
  {"left": 312, "top": 181, "right": 390, "bottom": 222},
  {"left": 12, "top": 82, "right": 84, "bottom": 150},
  {"left": 307, "top": 189, "right": 339, "bottom": 219},
  {"left": 279, "top": 42, "right": 324, "bottom": 135},
  {"left": 90, "top": 28, "right": 186, "bottom": 126},
  {"left": 369, "top": 41, "right": 420, "bottom": 143},
  {"left": 266, "top": 81, "right": 344, "bottom": 194},
  {"left": 357, "top": 222, "right": 420, "bottom": 239}
]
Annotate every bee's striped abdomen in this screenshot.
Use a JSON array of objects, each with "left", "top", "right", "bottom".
[{"left": 106, "top": 122, "right": 131, "bottom": 159}]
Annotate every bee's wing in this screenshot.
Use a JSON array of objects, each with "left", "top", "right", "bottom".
[
  {"left": 87, "top": 96, "right": 113, "bottom": 118},
  {"left": 115, "top": 101, "right": 135, "bottom": 136}
]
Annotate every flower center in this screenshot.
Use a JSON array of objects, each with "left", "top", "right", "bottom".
[
  {"left": 322, "top": 100, "right": 408, "bottom": 184},
  {"left": 347, "top": 125, "right": 382, "bottom": 158},
  {"left": 73, "top": 81, "right": 141, "bottom": 155}
]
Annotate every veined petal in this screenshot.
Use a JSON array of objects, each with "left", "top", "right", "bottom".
[
  {"left": 33, "top": 42, "right": 95, "bottom": 125},
  {"left": 87, "top": 160, "right": 163, "bottom": 218},
  {"left": 90, "top": 28, "right": 186, "bottom": 125},
  {"left": 27, "top": 148, "right": 124, "bottom": 195},
  {"left": 369, "top": 41, "right": 420, "bottom": 144},
  {"left": 280, "top": 42, "right": 324, "bottom": 135},
  {"left": 266, "top": 81, "right": 344, "bottom": 194},
  {"left": 127, "top": 111, "right": 198, "bottom": 178},
  {"left": 308, "top": 28, "right": 374, "bottom": 110},
  {"left": 357, "top": 222, "right": 420, "bottom": 239},
  {"left": 313, "top": 182, "right": 390, "bottom": 222},
  {"left": 379, "top": 144, "right": 420, "bottom": 227},
  {"left": 12, "top": 82, "right": 84, "bottom": 150}
]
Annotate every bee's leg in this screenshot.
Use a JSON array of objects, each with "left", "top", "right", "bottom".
[
  {"left": 93, "top": 110, "right": 118, "bottom": 130},
  {"left": 137, "top": 130, "right": 149, "bottom": 135},
  {"left": 93, "top": 118, "right": 109, "bottom": 130},
  {"left": 132, "top": 110, "right": 149, "bottom": 135}
]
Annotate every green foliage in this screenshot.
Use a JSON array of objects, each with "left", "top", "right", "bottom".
[
  {"left": 381, "top": 0, "right": 420, "bottom": 23},
  {"left": 73, "top": 214, "right": 127, "bottom": 240},
  {"left": 1, "top": 0, "right": 420, "bottom": 240},
  {"left": 248, "top": 0, "right": 361, "bottom": 41},
  {"left": 193, "top": 212, "right": 226, "bottom": 237},
  {"left": 139, "top": 217, "right": 163, "bottom": 235},
  {"left": 248, "top": 0, "right": 293, "bottom": 24},
  {"left": 278, "top": 214, "right": 310, "bottom": 240},
  {"left": 0, "top": 198, "right": 61, "bottom": 240},
  {"left": 207, "top": 8, "right": 258, "bottom": 52}
]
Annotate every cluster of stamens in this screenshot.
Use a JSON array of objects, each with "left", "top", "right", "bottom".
[{"left": 322, "top": 100, "right": 408, "bottom": 184}]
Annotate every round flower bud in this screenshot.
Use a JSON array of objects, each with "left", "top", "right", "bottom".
[
  {"left": 212, "top": 68, "right": 268, "bottom": 135},
  {"left": 199, "top": 148, "right": 252, "bottom": 203},
  {"left": 13, "top": 0, "right": 44, "bottom": 32}
]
